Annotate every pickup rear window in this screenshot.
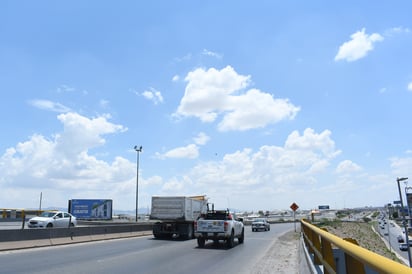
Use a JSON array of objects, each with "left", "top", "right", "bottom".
[{"left": 204, "top": 211, "right": 232, "bottom": 220}]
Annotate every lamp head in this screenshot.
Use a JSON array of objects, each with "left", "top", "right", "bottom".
[{"left": 398, "top": 177, "right": 409, "bottom": 182}]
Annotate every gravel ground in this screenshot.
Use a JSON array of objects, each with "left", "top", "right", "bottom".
[
  {"left": 322, "top": 221, "right": 401, "bottom": 262},
  {"left": 251, "top": 230, "right": 300, "bottom": 274}
]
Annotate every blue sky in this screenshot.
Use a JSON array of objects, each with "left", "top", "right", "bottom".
[{"left": 1, "top": 1, "right": 412, "bottom": 212}]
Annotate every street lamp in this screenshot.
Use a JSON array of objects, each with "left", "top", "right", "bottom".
[
  {"left": 134, "top": 145, "right": 143, "bottom": 222},
  {"left": 397, "top": 177, "right": 411, "bottom": 267},
  {"left": 405, "top": 186, "right": 412, "bottom": 227}
]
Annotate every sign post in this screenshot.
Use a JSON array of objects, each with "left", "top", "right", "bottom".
[{"left": 290, "top": 202, "right": 299, "bottom": 232}]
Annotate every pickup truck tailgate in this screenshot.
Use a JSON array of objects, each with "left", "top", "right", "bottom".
[{"left": 197, "top": 220, "right": 225, "bottom": 233}]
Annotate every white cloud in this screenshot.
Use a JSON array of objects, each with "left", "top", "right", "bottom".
[
  {"left": 336, "top": 160, "right": 362, "bottom": 174},
  {"left": 155, "top": 132, "right": 209, "bottom": 160},
  {"left": 335, "top": 28, "right": 384, "bottom": 62},
  {"left": 408, "top": 82, "right": 412, "bottom": 91},
  {"left": 181, "top": 128, "right": 341, "bottom": 209},
  {"left": 56, "top": 85, "right": 76, "bottom": 93},
  {"left": 159, "top": 144, "right": 199, "bottom": 159},
  {"left": 172, "top": 75, "right": 180, "bottom": 82},
  {"left": 285, "top": 128, "right": 341, "bottom": 158},
  {"left": 0, "top": 112, "right": 134, "bottom": 209},
  {"left": 175, "top": 66, "right": 300, "bottom": 131},
  {"left": 141, "top": 88, "right": 164, "bottom": 105},
  {"left": 390, "top": 156, "right": 412, "bottom": 176},
  {"left": 202, "top": 49, "right": 223, "bottom": 59},
  {"left": 384, "top": 26, "right": 410, "bottom": 37},
  {"left": 193, "top": 132, "right": 210, "bottom": 145},
  {"left": 29, "top": 99, "right": 71, "bottom": 113}
]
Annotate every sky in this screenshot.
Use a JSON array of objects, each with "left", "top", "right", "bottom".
[{"left": 1, "top": 1, "right": 412, "bottom": 213}]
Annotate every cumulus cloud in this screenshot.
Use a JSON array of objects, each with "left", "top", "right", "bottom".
[
  {"left": 164, "top": 128, "right": 341, "bottom": 209},
  {"left": 336, "top": 160, "right": 362, "bottom": 174},
  {"left": 175, "top": 66, "right": 300, "bottom": 131},
  {"left": 156, "top": 132, "right": 209, "bottom": 159},
  {"left": 0, "top": 112, "right": 132, "bottom": 208},
  {"left": 408, "top": 82, "right": 412, "bottom": 92},
  {"left": 335, "top": 28, "right": 383, "bottom": 62},
  {"left": 29, "top": 99, "right": 71, "bottom": 113},
  {"left": 193, "top": 132, "right": 210, "bottom": 145},
  {"left": 141, "top": 88, "right": 164, "bottom": 105}
]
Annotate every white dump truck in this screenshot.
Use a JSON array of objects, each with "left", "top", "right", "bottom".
[{"left": 150, "top": 195, "right": 208, "bottom": 239}]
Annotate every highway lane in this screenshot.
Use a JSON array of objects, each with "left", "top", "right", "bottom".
[{"left": 0, "top": 223, "right": 296, "bottom": 274}]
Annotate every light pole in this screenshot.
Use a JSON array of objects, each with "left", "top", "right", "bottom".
[
  {"left": 397, "top": 177, "right": 411, "bottom": 267},
  {"left": 134, "top": 145, "right": 142, "bottom": 222},
  {"left": 405, "top": 186, "right": 412, "bottom": 227}
]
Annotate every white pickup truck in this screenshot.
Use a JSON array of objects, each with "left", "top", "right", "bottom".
[{"left": 194, "top": 209, "right": 244, "bottom": 248}]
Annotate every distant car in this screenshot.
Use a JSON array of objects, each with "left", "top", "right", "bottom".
[
  {"left": 398, "top": 235, "right": 405, "bottom": 243},
  {"left": 251, "top": 218, "right": 270, "bottom": 232},
  {"left": 400, "top": 243, "right": 409, "bottom": 251},
  {"left": 28, "top": 211, "right": 77, "bottom": 228}
]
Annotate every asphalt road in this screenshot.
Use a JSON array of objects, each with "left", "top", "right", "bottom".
[{"left": 0, "top": 223, "right": 295, "bottom": 274}]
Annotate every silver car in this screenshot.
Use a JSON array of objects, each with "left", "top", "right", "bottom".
[
  {"left": 28, "top": 211, "right": 77, "bottom": 228},
  {"left": 251, "top": 218, "right": 270, "bottom": 232}
]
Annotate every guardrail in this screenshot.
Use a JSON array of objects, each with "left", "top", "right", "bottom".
[{"left": 301, "top": 219, "right": 412, "bottom": 274}]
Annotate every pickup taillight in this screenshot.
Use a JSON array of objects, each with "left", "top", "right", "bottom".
[{"left": 224, "top": 221, "right": 229, "bottom": 231}]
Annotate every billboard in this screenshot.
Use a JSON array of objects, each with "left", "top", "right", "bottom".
[
  {"left": 68, "top": 199, "right": 113, "bottom": 220},
  {"left": 318, "top": 205, "right": 330, "bottom": 210}
]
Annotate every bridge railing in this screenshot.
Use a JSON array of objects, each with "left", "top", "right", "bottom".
[{"left": 301, "top": 219, "right": 412, "bottom": 274}]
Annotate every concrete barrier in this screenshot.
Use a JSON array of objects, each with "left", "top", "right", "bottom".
[{"left": 0, "top": 223, "right": 153, "bottom": 251}]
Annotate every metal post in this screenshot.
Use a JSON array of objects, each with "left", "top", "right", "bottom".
[
  {"left": 134, "top": 145, "right": 142, "bottom": 222},
  {"left": 397, "top": 177, "right": 411, "bottom": 267},
  {"left": 406, "top": 186, "right": 412, "bottom": 227}
]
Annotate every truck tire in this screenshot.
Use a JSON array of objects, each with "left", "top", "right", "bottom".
[
  {"left": 227, "top": 230, "right": 235, "bottom": 248},
  {"left": 185, "top": 224, "right": 194, "bottom": 240},
  {"left": 238, "top": 228, "right": 244, "bottom": 244},
  {"left": 197, "top": 237, "right": 205, "bottom": 248}
]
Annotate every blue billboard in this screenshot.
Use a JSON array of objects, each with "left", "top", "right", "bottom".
[{"left": 68, "top": 199, "right": 113, "bottom": 220}]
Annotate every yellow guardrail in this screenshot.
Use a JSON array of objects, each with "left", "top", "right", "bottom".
[
  {"left": 1, "top": 208, "right": 53, "bottom": 219},
  {"left": 301, "top": 219, "right": 412, "bottom": 274}
]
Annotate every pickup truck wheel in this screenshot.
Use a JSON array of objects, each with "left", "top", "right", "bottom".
[
  {"left": 227, "top": 230, "right": 235, "bottom": 248},
  {"left": 238, "top": 228, "right": 244, "bottom": 244},
  {"left": 197, "top": 238, "right": 205, "bottom": 248}
]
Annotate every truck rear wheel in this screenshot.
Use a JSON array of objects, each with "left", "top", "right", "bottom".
[
  {"left": 197, "top": 237, "right": 205, "bottom": 248},
  {"left": 185, "top": 224, "right": 194, "bottom": 240},
  {"left": 227, "top": 230, "right": 235, "bottom": 248},
  {"left": 238, "top": 228, "right": 244, "bottom": 244}
]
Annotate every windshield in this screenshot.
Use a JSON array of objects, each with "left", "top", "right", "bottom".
[
  {"left": 39, "top": 212, "right": 56, "bottom": 217},
  {"left": 253, "top": 218, "right": 265, "bottom": 222}
]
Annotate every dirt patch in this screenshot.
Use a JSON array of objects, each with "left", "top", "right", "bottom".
[{"left": 251, "top": 230, "right": 300, "bottom": 274}]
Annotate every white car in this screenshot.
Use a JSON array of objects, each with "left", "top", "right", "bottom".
[
  {"left": 28, "top": 211, "right": 77, "bottom": 228},
  {"left": 251, "top": 218, "right": 270, "bottom": 232}
]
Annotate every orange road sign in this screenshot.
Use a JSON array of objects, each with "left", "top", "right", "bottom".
[{"left": 290, "top": 202, "right": 299, "bottom": 212}]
